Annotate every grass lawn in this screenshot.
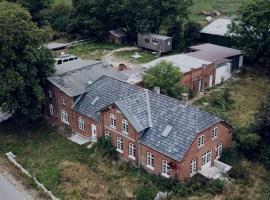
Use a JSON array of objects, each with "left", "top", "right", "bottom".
[
  {"left": 69, "top": 42, "right": 126, "bottom": 60},
  {"left": 113, "top": 50, "right": 157, "bottom": 64},
  {"left": 53, "top": 0, "right": 72, "bottom": 6},
  {"left": 190, "top": 0, "right": 242, "bottom": 24}
]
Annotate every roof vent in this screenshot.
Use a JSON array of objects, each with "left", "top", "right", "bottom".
[
  {"left": 91, "top": 96, "right": 100, "bottom": 105},
  {"left": 161, "top": 125, "right": 173, "bottom": 137},
  {"left": 88, "top": 80, "right": 93, "bottom": 85}
]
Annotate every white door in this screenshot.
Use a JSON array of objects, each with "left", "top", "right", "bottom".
[
  {"left": 201, "top": 150, "right": 212, "bottom": 171},
  {"left": 198, "top": 79, "right": 202, "bottom": 91},
  {"left": 216, "top": 143, "right": 223, "bottom": 159},
  {"left": 239, "top": 55, "right": 243, "bottom": 68},
  {"left": 209, "top": 75, "right": 213, "bottom": 87},
  {"left": 91, "top": 124, "right": 97, "bottom": 142}
]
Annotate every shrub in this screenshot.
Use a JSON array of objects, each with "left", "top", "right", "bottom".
[
  {"left": 95, "top": 138, "right": 117, "bottom": 160},
  {"left": 220, "top": 148, "right": 240, "bottom": 166},
  {"left": 228, "top": 163, "right": 249, "bottom": 182},
  {"left": 205, "top": 179, "right": 224, "bottom": 194},
  {"left": 135, "top": 186, "right": 156, "bottom": 200}
]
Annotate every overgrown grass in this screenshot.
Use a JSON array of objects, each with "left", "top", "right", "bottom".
[
  {"left": 69, "top": 42, "right": 126, "bottom": 60},
  {"left": 190, "top": 0, "right": 242, "bottom": 24},
  {"left": 53, "top": 0, "right": 72, "bottom": 6},
  {"left": 113, "top": 50, "right": 157, "bottom": 64}
]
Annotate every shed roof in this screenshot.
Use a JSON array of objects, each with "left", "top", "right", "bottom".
[
  {"left": 45, "top": 42, "right": 69, "bottom": 50},
  {"left": 143, "top": 54, "right": 212, "bottom": 73},
  {"left": 201, "top": 18, "right": 232, "bottom": 36},
  {"left": 141, "top": 33, "right": 172, "bottom": 40},
  {"left": 188, "top": 43, "right": 242, "bottom": 64}
]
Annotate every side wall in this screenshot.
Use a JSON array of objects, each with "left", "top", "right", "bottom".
[{"left": 179, "top": 122, "right": 232, "bottom": 181}]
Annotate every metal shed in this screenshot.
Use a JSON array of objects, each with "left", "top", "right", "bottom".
[{"left": 137, "top": 33, "right": 172, "bottom": 53}]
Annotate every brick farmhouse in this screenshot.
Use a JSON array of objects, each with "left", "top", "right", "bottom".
[{"left": 45, "top": 58, "right": 232, "bottom": 181}]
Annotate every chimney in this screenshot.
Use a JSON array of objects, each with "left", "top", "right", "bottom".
[
  {"left": 181, "top": 93, "right": 189, "bottom": 102},
  {"left": 154, "top": 86, "right": 160, "bottom": 94}
]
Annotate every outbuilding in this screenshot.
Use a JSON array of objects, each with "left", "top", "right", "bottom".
[{"left": 137, "top": 33, "right": 172, "bottom": 53}]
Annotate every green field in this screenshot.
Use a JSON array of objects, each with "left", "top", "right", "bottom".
[
  {"left": 190, "top": 0, "right": 242, "bottom": 24},
  {"left": 113, "top": 50, "right": 157, "bottom": 64}
]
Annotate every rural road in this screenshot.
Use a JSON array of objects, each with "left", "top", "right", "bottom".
[{"left": 0, "top": 175, "right": 31, "bottom": 200}]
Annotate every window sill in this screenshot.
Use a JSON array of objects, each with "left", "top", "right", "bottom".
[
  {"left": 110, "top": 125, "right": 116, "bottom": 129},
  {"left": 122, "top": 131, "right": 128, "bottom": 135},
  {"left": 128, "top": 155, "right": 135, "bottom": 160},
  {"left": 198, "top": 145, "right": 204, "bottom": 149},
  {"left": 146, "top": 165, "right": 154, "bottom": 171},
  {"left": 116, "top": 149, "right": 123, "bottom": 154},
  {"left": 161, "top": 173, "right": 170, "bottom": 178},
  {"left": 61, "top": 121, "right": 69, "bottom": 125},
  {"left": 211, "top": 137, "right": 217, "bottom": 140}
]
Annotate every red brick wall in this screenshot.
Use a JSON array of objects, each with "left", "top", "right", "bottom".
[
  {"left": 181, "top": 63, "right": 216, "bottom": 93},
  {"left": 44, "top": 81, "right": 73, "bottom": 128},
  {"left": 140, "top": 144, "right": 180, "bottom": 179},
  {"left": 71, "top": 111, "right": 101, "bottom": 138},
  {"left": 179, "top": 122, "right": 232, "bottom": 181},
  {"left": 101, "top": 106, "right": 140, "bottom": 162}
]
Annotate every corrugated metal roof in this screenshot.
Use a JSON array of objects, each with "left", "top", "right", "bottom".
[{"left": 201, "top": 18, "right": 232, "bottom": 36}]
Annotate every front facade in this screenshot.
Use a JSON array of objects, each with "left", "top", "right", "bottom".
[{"left": 46, "top": 76, "right": 233, "bottom": 181}]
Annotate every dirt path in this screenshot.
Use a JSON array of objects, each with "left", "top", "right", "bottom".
[
  {"left": 0, "top": 157, "right": 45, "bottom": 200},
  {"left": 101, "top": 46, "right": 142, "bottom": 69}
]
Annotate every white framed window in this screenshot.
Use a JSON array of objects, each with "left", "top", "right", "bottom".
[
  {"left": 104, "top": 131, "right": 111, "bottom": 141},
  {"left": 49, "top": 90, "right": 52, "bottom": 98},
  {"left": 128, "top": 143, "right": 136, "bottom": 160},
  {"left": 211, "top": 127, "right": 218, "bottom": 140},
  {"left": 198, "top": 135, "right": 204, "bottom": 148},
  {"left": 146, "top": 152, "right": 154, "bottom": 170},
  {"left": 61, "top": 110, "right": 69, "bottom": 124},
  {"left": 110, "top": 114, "right": 116, "bottom": 129},
  {"left": 162, "top": 160, "right": 170, "bottom": 178},
  {"left": 190, "top": 159, "right": 196, "bottom": 177},
  {"left": 62, "top": 97, "right": 66, "bottom": 105},
  {"left": 216, "top": 143, "right": 223, "bottom": 159},
  {"left": 78, "top": 116, "right": 85, "bottom": 131},
  {"left": 202, "top": 150, "right": 212, "bottom": 166},
  {"left": 122, "top": 119, "right": 129, "bottom": 134},
  {"left": 116, "top": 137, "right": 123, "bottom": 153},
  {"left": 49, "top": 104, "right": 54, "bottom": 116}
]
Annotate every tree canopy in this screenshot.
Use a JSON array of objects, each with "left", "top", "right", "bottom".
[
  {"left": 0, "top": 1, "right": 55, "bottom": 124},
  {"left": 230, "top": 0, "right": 270, "bottom": 67},
  {"left": 143, "top": 61, "right": 185, "bottom": 99}
]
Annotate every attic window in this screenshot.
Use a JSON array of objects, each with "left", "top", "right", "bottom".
[
  {"left": 161, "top": 125, "right": 173, "bottom": 137},
  {"left": 91, "top": 97, "right": 100, "bottom": 106}
]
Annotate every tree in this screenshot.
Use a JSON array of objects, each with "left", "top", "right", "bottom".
[
  {"left": 229, "top": 0, "right": 270, "bottom": 66},
  {"left": 0, "top": 1, "right": 55, "bottom": 125},
  {"left": 256, "top": 94, "right": 270, "bottom": 143},
  {"left": 143, "top": 61, "right": 185, "bottom": 99},
  {"left": 50, "top": 2, "right": 72, "bottom": 32},
  {"left": 8, "top": 0, "right": 53, "bottom": 25}
]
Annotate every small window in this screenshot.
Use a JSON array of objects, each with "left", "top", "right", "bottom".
[
  {"left": 110, "top": 114, "right": 116, "bottom": 129},
  {"left": 62, "top": 98, "right": 66, "bottom": 105},
  {"left": 69, "top": 58, "right": 74, "bottom": 61},
  {"left": 57, "top": 60, "right": 62, "bottom": 65},
  {"left": 162, "top": 160, "right": 170, "bottom": 177},
  {"left": 198, "top": 135, "right": 204, "bottom": 148},
  {"left": 116, "top": 137, "right": 123, "bottom": 153},
  {"left": 190, "top": 159, "right": 196, "bottom": 177},
  {"left": 61, "top": 110, "right": 69, "bottom": 124},
  {"left": 145, "top": 38, "right": 150, "bottom": 43},
  {"left": 105, "top": 131, "right": 111, "bottom": 141},
  {"left": 63, "top": 59, "right": 68, "bottom": 63},
  {"left": 49, "top": 104, "right": 54, "bottom": 116},
  {"left": 211, "top": 127, "right": 218, "bottom": 140},
  {"left": 122, "top": 119, "right": 129, "bottom": 134},
  {"left": 128, "top": 143, "right": 136, "bottom": 160},
  {"left": 49, "top": 90, "right": 52, "bottom": 98},
  {"left": 146, "top": 152, "right": 154, "bottom": 170},
  {"left": 78, "top": 116, "right": 85, "bottom": 131},
  {"left": 152, "top": 40, "right": 158, "bottom": 46},
  {"left": 168, "top": 41, "right": 171, "bottom": 46}
]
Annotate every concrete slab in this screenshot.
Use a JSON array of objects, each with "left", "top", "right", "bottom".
[{"left": 68, "top": 134, "right": 91, "bottom": 145}]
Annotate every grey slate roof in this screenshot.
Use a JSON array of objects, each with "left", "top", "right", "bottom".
[
  {"left": 74, "top": 76, "right": 222, "bottom": 161},
  {"left": 48, "top": 61, "right": 128, "bottom": 97},
  {"left": 73, "top": 76, "right": 143, "bottom": 122}
]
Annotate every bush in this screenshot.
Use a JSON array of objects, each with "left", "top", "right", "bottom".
[
  {"left": 135, "top": 186, "right": 156, "bottom": 200},
  {"left": 258, "top": 144, "right": 270, "bottom": 168},
  {"left": 228, "top": 163, "right": 249, "bottom": 182},
  {"left": 220, "top": 148, "right": 240, "bottom": 166},
  {"left": 95, "top": 138, "right": 118, "bottom": 160}
]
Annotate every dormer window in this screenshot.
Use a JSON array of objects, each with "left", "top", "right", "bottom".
[
  {"left": 110, "top": 114, "right": 116, "bottom": 129},
  {"left": 198, "top": 135, "right": 204, "bottom": 148},
  {"left": 122, "top": 119, "right": 129, "bottom": 134},
  {"left": 211, "top": 127, "right": 218, "bottom": 140}
]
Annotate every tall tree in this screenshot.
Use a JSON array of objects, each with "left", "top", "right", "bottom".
[
  {"left": 229, "top": 0, "right": 270, "bottom": 67},
  {"left": 7, "top": 0, "right": 53, "bottom": 25},
  {"left": 143, "top": 61, "right": 185, "bottom": 99},
  {"left": 0, "top": 1, "right": 55, "bottom": 125}
]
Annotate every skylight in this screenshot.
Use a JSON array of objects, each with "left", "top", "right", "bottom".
[{"left": 161, "top": 125, "right": 173, "bottom": 137}]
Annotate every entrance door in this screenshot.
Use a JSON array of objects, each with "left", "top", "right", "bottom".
[
  {"left": 209, "top": 75, "right": 213, "bottom": 87},
  {"left": 216, "top": 143, "right": 223, "bottom": 159},
  {"left": 91, "top": 124, "right": 97, "bottom": 142},
  {"left": 201, "top": 150, "right": 212, "bottom": 171}
]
